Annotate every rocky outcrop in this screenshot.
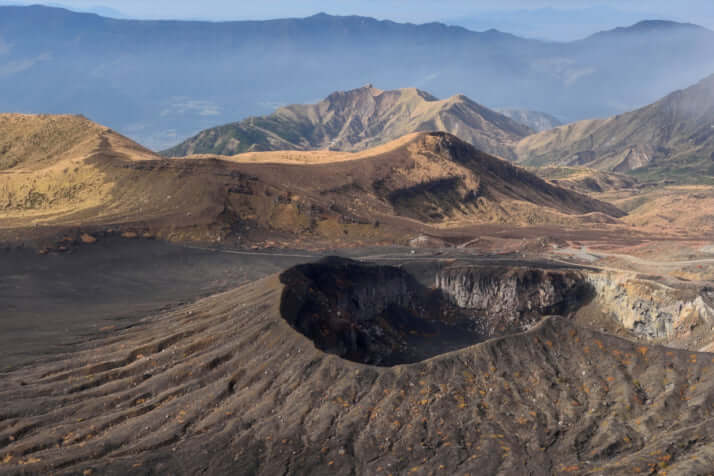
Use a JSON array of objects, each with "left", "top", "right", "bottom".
[
  {"left": 435, "top": 266, "right": 591, "bottom": 335},
  {"left": 588, "top": 272, "right": 714, "bottom": 342}
]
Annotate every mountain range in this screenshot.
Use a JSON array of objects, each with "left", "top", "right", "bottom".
[
  {"left": 163, "top": 85, "right": 532, "bottom": 159},
  {"left": 169, "top": 74, "right": 714, "bottom": 183},
  {"left": 2, "top": 5, "right": 714, "bottom": 149}
]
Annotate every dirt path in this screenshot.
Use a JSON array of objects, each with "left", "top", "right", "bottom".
[{"left": 555, "top": 246, "right": 714, "bottom": 268}]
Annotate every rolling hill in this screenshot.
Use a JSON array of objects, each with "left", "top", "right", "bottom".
[
  {"left": 162, "top": 85, "right": 532, "bottom": 159},
  {"left": 0, "top": 114, "right": 623, "bottom": 247},
  {"left": 514, "top": 74, "right": 714, "bottom": 183}
]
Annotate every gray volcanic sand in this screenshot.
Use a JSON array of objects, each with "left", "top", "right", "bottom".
[{"left": 0, "top": 239, "right": 317, "bottom": 371}]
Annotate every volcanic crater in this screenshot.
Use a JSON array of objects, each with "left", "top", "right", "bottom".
[{"left": 279, "top": 257, "right": 594, "bottom": 366}]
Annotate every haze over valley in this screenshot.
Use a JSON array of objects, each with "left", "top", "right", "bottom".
[{"left": 2, "top": 6, "right": 714, "bottom": 149}]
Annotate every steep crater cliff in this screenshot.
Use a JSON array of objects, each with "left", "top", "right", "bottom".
[
  {"left": 587, "top": 273, "right": 714, "bottom": 350},
  {"left": 436, "top": 266, "right": 593, "bottom": 336},
  {"left": 279, "top": 258, "right": 593, "bottom": 365}
]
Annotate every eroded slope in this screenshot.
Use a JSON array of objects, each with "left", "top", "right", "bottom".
[{"left": 1, "top": 260, "right": 714, "bottom": 475}]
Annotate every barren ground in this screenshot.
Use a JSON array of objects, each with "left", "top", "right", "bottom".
[{"left": 1, "top": 242, "right": 714, "bottom": 475}]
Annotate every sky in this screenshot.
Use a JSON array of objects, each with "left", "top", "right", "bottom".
[{"left": 3, "top": 0, "right": 714, "bottom": 40}]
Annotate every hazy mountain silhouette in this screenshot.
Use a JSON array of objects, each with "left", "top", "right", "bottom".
[{"left": 1, "top": 6, "right": 713, "bottom": 149}]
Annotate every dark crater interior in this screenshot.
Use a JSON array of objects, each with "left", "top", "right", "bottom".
[{"left": 279, "top": 257, "right": 593, "bottom": 366}]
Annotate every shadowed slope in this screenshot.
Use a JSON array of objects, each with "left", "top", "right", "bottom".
[{"left": 200, "top": 132, "right": 625, "bottom": 227}]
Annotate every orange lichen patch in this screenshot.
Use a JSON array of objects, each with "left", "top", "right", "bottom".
[
  {"left": 80, "top": 233, "right": 97, "bottom": 244},
  {"left": 637, "top": 347, "right": 649, "bottom": 358}
]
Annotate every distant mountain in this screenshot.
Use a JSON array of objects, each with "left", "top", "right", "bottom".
[
  {"left": 497, "top": 109, "right": 562, "bottom": 132},
  {"left": 1, "top": 6, "right": 714, "bottom": 149},
  {"left": 514, "top": 74, "right": 714, "bottom": 183},
  {"left": 585, "top": 19, "right": 708, "bottom": 38},
  {"left": 163, "top": 86, "right": 531, "bottom": 158},
  {"left": 447, "top": 6, "right": 650, "bottom": 41}
]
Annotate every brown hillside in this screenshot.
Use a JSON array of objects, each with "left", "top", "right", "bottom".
[
  {"left": 515, "top": 74, "right": 714, "bottom": 182},
  {"left": 0, "top": 115, "right": 623, "bottom": 246}
]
